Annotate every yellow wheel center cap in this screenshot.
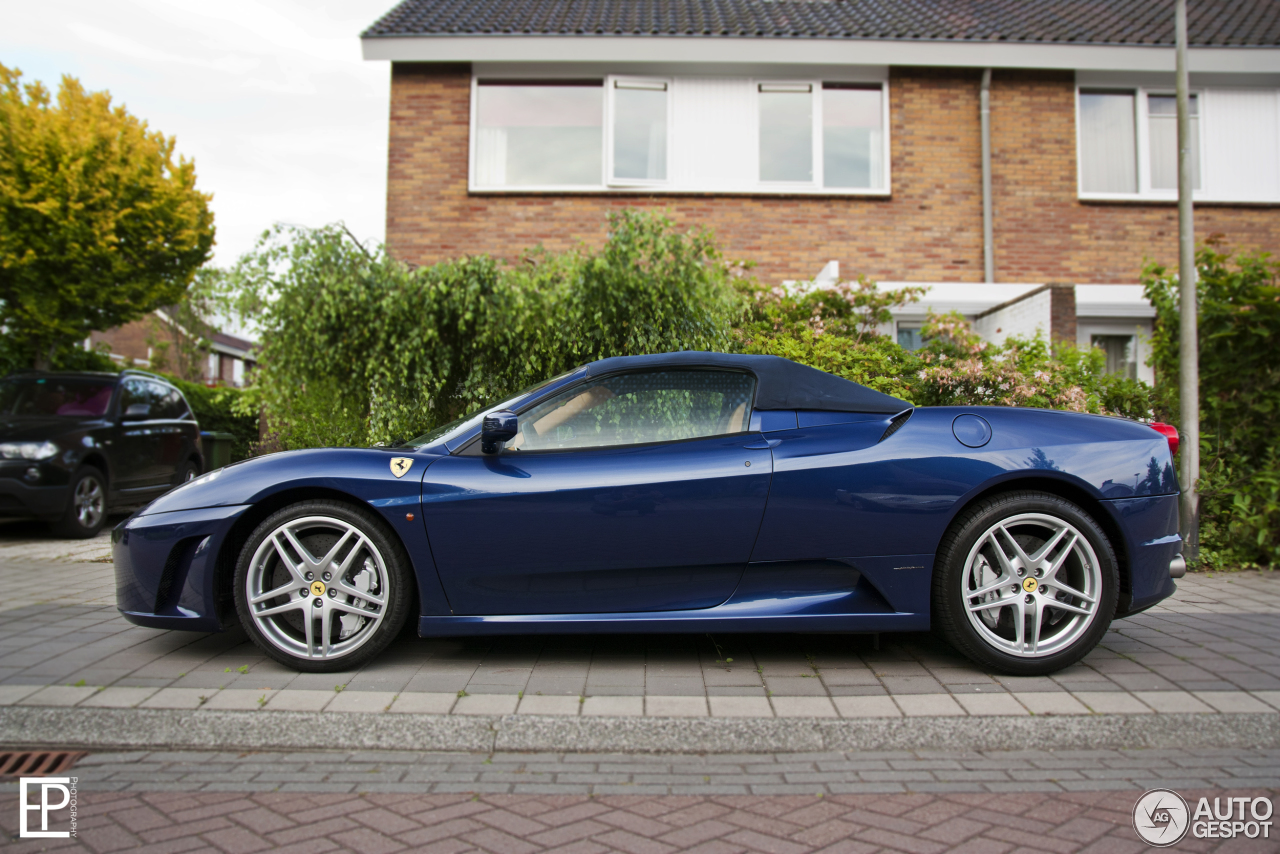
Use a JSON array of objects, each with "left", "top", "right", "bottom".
[
  {"left": 310, "top": 581, "right": 327, "bottom": 597},
  {"left": 1023, "top": 577, "right": 1038, "bottom": 593}
]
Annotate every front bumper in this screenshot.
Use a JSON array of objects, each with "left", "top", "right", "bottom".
[
  {"left": 113, "top": 504, "right": 250, "bottom": 632},
  {"left": 0, "top": 475, "right": 67, "bottom": 519}
]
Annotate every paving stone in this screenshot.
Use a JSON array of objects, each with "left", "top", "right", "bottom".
[
  {"left": 139, "top": 688, "right": 211, "bottom": 709},
  {"left": 517, "top": 694, "right": 581, "bottom": 715},
  {"left": 1131, "top": 691, "right": 1216, "bottom": 714},
  {"left": 646, "top": 695, "right": 708, "bottom": 717},
  {"left": 833, "top": 695, "right": 901, "bottom": 718},
  {"left": 894, "top": 693, "right": 966, "bottom": 716},
  {"left": 0, "top": 684, "right": 43, "bottom": 704},
  {"left": 325, "top": 691, "right": 397, "bottom": 713},
  {"left": 388, "top": 692, "right": 457, "bottom": 714},
  {"left": 265, "top": 689, "right": 337, "bottom": 712},
  {"left": 1013, "top": 692, "right": 1092, "bottom": 715},
  {"left": 1073, "top": 691, "right": 1153, "bottom": 714},
  {"left": 582, "top": 696, "right": 644, "bottom": 717},
  {"left": 454, "top": 693, "right": 519, "bottom": 715},
  {"left": 1192, "top": 691, "right": 1276, "bottom": 713},
  {"left": 201, "top": 688, "right": 277, "bottom": 711},
  {"left": 17, "top": 684, "right": 100, "bottom": 706},
  {"left": 954, "top": 693, "right": 1028, "bottom": 716},
  {"left": 771, "top": 696, "right": 838, "bottom": 718},
  {"left": 709, "top": 696, "right": 773, "bottom": 718},
  {"left": 77, "top": 686, "right": 160, "bottom": 708}
]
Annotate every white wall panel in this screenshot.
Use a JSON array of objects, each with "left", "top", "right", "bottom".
[
  {"left": 671, "top": 78, "right": 756, "bottom": 190},
  {"left": 1204, "top": 88, "right": 1280, "bottom": 201}
]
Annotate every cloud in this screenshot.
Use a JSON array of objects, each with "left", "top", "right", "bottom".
[{"left": 3, "top": 0, "right": 394, "bottom": 265}]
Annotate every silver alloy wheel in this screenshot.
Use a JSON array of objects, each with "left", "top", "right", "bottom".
[
  {"left": 74, "top": 476, "right": 105, "bottom": 529},
  {"left": 244, "top": 515, "right": 389, "bottom": 661},
  {"left": 961, "top": 512, "right": 1103, "bottom": 658}
]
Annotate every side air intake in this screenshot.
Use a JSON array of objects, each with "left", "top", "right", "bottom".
[{"left": 879, "top": 409, "right": 913, "bottom": 443}]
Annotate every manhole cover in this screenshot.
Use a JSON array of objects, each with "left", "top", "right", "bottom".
[{"left": 0, "top": 751, "right": 86, "bottom": 778}]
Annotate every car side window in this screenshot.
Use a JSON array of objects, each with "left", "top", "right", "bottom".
[
  {"left": 118, "top": 379, "right": 167, "bottom": 420},
  {"left": 156, "top": 387, "right": 189, "bottom": 420},
  {"left": 508, "top": 370, "right": 755, "bottom": 452}
]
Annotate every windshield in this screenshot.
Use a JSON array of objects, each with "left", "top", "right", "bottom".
[
  {"left": 0, "top": 377, "right": 116, "bottom": 418},
  {"left": 404, "top": 369, "right": 581, "bottom": 449}
]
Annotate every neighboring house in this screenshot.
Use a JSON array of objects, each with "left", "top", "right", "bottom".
[
  {"left": 361, "top": 0, "right": 1280, "bottom": 380},
  {"left": 89, "top": 313, "right": 258, "bottom": 387}
]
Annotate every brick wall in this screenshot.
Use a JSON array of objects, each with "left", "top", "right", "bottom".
[{"left": 385, "top": 63, "right": 1280, "bottom": 286}]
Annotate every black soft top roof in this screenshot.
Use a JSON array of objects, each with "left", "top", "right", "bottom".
[{"left": 584, "top": 352, "right": 911, "bottom": 414}]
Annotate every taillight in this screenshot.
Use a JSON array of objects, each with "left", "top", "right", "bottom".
[{"left": 1151, "top": 422, "right": 1179, "bottom": 456}]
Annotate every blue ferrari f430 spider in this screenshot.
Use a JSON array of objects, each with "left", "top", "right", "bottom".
[{"left": 114, "top": 352, "right": 1185, "bottom": 675}]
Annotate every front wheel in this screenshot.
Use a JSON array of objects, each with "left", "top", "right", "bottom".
[
  {"left": 51, "top": 467, "right": 108, "bottom": 539},
  {"left": 932, "top": 491, "right": 1118, "bottom": 676},
  {"left": 234, "top": 500, "right": 412, "bottom": 672}
]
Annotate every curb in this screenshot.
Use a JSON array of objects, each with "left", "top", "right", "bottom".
[{"left": 3, "top": 707, "right": 1279, "bottom": 754}]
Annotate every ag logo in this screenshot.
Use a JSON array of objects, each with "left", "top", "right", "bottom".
[
  {"left": 389, "top": 457, "right": 413, "bottom": 478},
  {"left": 1134, "top": 788, "right": 1190, "bottom": 847}
]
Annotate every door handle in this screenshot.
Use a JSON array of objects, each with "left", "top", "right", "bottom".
[{"left": 742, "top": 439, "right": 781, "bottom": 450}]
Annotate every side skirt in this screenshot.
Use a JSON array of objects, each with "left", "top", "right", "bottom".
[{"left": 419, "top": 611, "right": 926, "bottom": 637}]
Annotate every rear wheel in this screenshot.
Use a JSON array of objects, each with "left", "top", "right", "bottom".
[
  {"left": 51, "top": 467, "right": 108, "bottom": 539},
  {"left": 933, "top": 491, "right": 1118, "bottom": 675},
  {"left": 233, "top": 500, "right": 412, "bottom": 672},
  {"left": 174, "top": 459, "right": 200, "bottom": 487}
]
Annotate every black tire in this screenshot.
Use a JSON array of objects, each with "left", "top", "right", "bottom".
[
  {"left": 51, "top": 467, "right": 109, "bottom": 539},
  {"left": 932, "top": 490, "right": 1119, "bottom": 676},
  {"left": 233, "top": 499, "right": 413, "bottom": 672},
  {"left": 174, "top": 458, "right": 200, "bottom": 487}
]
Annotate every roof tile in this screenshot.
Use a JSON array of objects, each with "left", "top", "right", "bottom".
[{"left": 363, "top": 0, "right": 1280, "bottom": 47}]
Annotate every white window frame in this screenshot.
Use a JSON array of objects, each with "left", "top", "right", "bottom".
[
  {"left": 468, "top": 77, "right": 607, "bottom": 193},
  {"left": 605, "top": 76, "right": 673, "bottom": 188},
  {"left": 468, "top": 74, "right": 891, "bottom": 196},
  {"left": 1075, "top": 85, "right": 1206, "bottom": 202}
]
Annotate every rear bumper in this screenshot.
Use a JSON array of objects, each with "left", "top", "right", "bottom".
[
  {"left": 1103, "top": 494, "right": 1181, "bottom": 617},
  {"left": 113, "top": 504, "right": 250, "bottom": 632}
]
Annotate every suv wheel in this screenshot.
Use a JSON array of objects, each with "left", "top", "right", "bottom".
[{"left": 52, "top": 467, "right": 108, "bottom": 539}]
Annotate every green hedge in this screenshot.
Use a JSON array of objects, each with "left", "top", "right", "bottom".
[{"left": 1144, "top": 242, "right": 1280, "bottom": 568}]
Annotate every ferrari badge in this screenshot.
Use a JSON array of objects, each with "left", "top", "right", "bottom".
[{"left": 390, "top": 457, "right": 413, "bottom": 478}]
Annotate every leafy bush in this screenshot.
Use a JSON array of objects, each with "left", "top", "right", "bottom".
[
  {"left": 736, "top": 277, "right": 1154, "bottom": 420},
  {"left": 162, "top": 375, "right": 259, "bottom": 463},
  {"left": 221, "top": 211, "right": 743, "bottom": 449},
  {"left": 1144, "top": 240, "right": 1280, "bottom": 567}
]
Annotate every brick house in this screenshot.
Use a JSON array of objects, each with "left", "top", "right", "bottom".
[
  {"left": 89, "top": 313, "right": 258, "bottom": 387},
  {"left": 362, "top": 0, "right": 1280, "bottom": 384}
]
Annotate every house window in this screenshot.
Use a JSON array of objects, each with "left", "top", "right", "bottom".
[
  {"left": 897, "top": 322, "right": 924, "bottom": 351},
  {"left": 759, "top": 83, "right": 813, "bottom": 182},
  {"left": 1078, "top": 90, "right": 1137, "bottom": 193},
  {"left": 474, "top": 80, "right": 603, "bottom": 188},
  {"left": 1147, "top": 94, "right": 1200, "bottom": 190},
  {"left": 823, "top": 84, "right": 885, "bottom": 189},
  {"left": 611, "top": 79, "right": 668, "bottom": 183},
  {"left": 471, "top": 75, "right": 890, "bottom": 195},
  {"left": 1076, "top": 85, "right": 1278, "bottom": 202},
  {"left": 1091, "top": 334, "right": 1137, "bottom": 380}
]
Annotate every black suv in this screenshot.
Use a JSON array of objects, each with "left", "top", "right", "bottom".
[{"left": 0, "top": 370, "right": 203, "bottom": 538}]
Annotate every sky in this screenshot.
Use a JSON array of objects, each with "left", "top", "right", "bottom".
[{"left": 2, "top": 0, "right": 398, "bottom": 266}]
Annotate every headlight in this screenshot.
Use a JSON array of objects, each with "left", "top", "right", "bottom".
[{"left": 0, "top": 441, "right": 59, "bottom": 461}]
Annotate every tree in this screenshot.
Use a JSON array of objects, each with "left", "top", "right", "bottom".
[{"left": 0, "top": 64, "right": 214, "bottom": 368}]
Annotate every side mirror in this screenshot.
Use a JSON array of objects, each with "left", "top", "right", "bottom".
[
  {"left": 481, "top": 410, "right": 518, "bottom": 455},
  {"left": 122, "top": 403, "right": 151, "bottom": 421}
]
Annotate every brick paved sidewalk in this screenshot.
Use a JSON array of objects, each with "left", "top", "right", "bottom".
[
  {"left": 4, "top": 789, "right": 1277, "bottom": 853},
  {"left": 2, "top": 560, "right": 1279, "bottom": 726},
  {"left": 8, "top": 747, "right": 1274, "bottom": 795}
]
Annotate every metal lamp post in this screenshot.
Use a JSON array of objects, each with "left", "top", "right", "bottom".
[{"left": 1175, "top": 0, "right": 1200, "bottom": 561}]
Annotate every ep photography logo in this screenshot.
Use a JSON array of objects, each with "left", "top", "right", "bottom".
[
  {"left": 18, "top": 776, "right": 78, "bottom": 838},
  {"left": 1132, "top": 789, "right": 1274, "bottom": 846}
]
